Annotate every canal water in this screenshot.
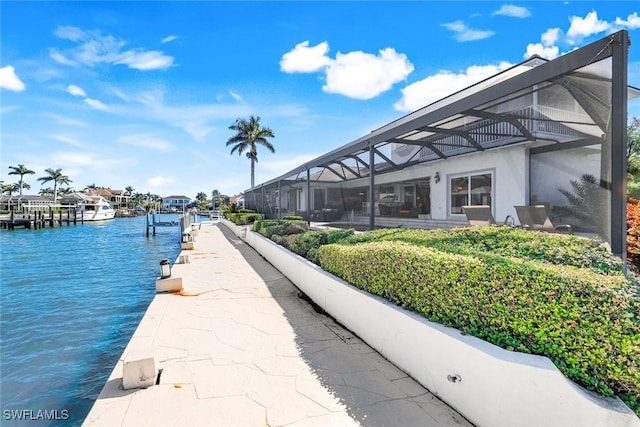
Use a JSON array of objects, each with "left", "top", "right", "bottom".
[{"left": 0, "top": 215, "right": 182, "bottom": 426}]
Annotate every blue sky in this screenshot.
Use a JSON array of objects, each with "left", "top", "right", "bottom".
[{"left": 2, "top": 1, "right": 640, "bottom": 199}]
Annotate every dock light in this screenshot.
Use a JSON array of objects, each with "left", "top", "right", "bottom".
[{"left": 159, "top": 259, "right": 171, "bottom": 279}]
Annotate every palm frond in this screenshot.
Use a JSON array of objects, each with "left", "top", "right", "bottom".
[{"left": 556, "top": 173, "right": 607, "bottom": 234}]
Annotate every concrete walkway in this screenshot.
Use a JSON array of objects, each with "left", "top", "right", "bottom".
[{"left": 83, "top": 222, "right": 473, "bottom": 427}]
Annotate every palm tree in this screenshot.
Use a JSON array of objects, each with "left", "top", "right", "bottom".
[
  {"left": 2, "top": 183, "right": 14, "bottom": 195},
  {"left": 8, "top": 164, "right": 35, "bottom": 197},
  {"left": 58, "top": 187, "right": 73, "bottom": 196},
  {"left": 12, "top": 182, "right": 31, "bottom": 194},
  {"left": 124, "top": 186, "right": 135, "bottom": 208},
  {"left": 37, "top": 168, "right": 73, "bottom": 203},
  {"left": 131, "top": 192, "right": 145, "bottom": 210},
  {"left": 39, "top": 187, "right": 54, "bottom": 197},
  {"left": 226, "top": 115, "right": 275, "bottom": 188}
]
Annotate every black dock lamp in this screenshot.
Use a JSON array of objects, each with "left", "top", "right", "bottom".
[{"left": 159, "top": 259, "right": 171, "bottom": 279}]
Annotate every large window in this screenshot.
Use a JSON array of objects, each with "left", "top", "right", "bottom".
[
  {"left": 450, "top": 172, "right": 492, "bottom": 215},
  {"left": 313, "top": 188, "right": 326, "bottom": 209}
]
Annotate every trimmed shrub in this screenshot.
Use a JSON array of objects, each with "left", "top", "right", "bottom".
[
  {"left": 344, "top": 226, "right": 625, "bottom": 276},
  {"left": 318, "top": 241, "right": 640, "bottom": 412},
  {"left": 278, "top": 228, "right": 355, "bottom": 264},
  {"left": 253, "top": 219, "right": 309, "bottom": 239},
  {"left": 282, "top": 215, "right": 304, "bottom": 221},
  {"left": 227, "top": 212, "right": 262, "bottom": 225}
]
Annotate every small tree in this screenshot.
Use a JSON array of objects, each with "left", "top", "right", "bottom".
[
  {"left": 195, "top": 191, "right": 208, "bottom": 209},
  {"left": 627, "top": 117, "right": 640, "bottom": 200}
]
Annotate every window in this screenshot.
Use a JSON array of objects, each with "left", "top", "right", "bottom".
[
  {"left": 378, "top": 185, "right": 396, "bottom": 202},
  {"left": 403, "top": 185, "right": 415, "bottom": 207},
  {"left": 450, "top": 172, "right": 492, "bottom": 215}
]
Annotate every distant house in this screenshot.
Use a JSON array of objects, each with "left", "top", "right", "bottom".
[
  {"left": 86, "top": 189, "right": 129, "bottom": 208},
  {"left": 58, "top": 192, "right": 92, "bottom": 206},
  {"left": 162, "top": 195, "right": 191, "bottom": 212},
  {"left": 0, "top": 195, "right": 54, "bottom": 211},
  {"left": 230, "top": 193, "right": 245, "bottom": 209}
]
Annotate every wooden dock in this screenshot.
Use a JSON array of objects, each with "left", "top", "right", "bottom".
[{"left": 0, "top": 209, "right": 81, "bottom": 230}]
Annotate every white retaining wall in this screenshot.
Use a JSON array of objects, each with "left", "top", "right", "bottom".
[{"left": 223, "top": 220, "right": 639, "bottom": 427}]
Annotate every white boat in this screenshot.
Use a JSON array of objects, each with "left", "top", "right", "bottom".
[{"left": 77, "top": 196, "right": 115, "bottom": 221}]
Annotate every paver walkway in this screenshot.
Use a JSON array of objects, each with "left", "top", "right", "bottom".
[{"left": 83, "top": 222, "right": 473, "bottom": 427}]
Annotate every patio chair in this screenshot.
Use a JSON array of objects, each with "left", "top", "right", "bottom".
[
  {"left": 514, "top": 205, "right": 573, "bottom": 234},
  {"left": 462, "top": 205, "right": 496, "bottom": 226}
]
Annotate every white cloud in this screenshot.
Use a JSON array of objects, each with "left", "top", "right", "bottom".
[
  {"left": 541, "top": 28, "right": 561, "bottom": 46},
  {"left": 394, "top": 62, "right": 513, "bottom": 112},
  {"left": 523, "top": 43, "right": 559, "bottom": 60},
  {"left": 51, "top": 26, "right": 174, "bottom": 71},
  {"left": 523, "top": 10, "right": 640, "bottom": 60},
  {"left": 115, "top": 50, "right": 174, "bottom": 70},
  {"left": 523, "top": 27, "right": 561, "bottom": 59},
  {"left": 494, "top": 4, "right": 531, "bottom": 18},
  {"left": 280, "top": 41, "right": 331, "bottom": 73},
  {"left": 229, "top": 90, "right": 244, "bottom": 103},
  {"left": 84, "top": 98, "right": 109, "bottom": 111},
  {"left": 117, "top": 89, "right": 252, "bottom": 140},
  {"left": 117, "top": 134, "right": 174, "bottom": 151},
  {"left": 49, "top": 50, "right": 77, "bottom": 66},
  {"left": 281, "top": 41, "right": 413, "bottom": 100},
  {"left": 147, "top": 175, "right": 175, "bottom": 187},
  {"left": 323, "top": 48, "right": 414, "bottom": 100},
  {"left": 161, "top": 35, "right": 178, "bottom": 44},
  {"left": 442, "top": 20, "right": 495, "bottom": 42},
  {"left": 566, "top": 11, "right": 611, "bottom": 45},
  {"left": 615, "top": 12, "right": 640, "bottom": 30},
  {"left": 67, "top": 84, "right": 86, "bottom": 97},
  {"left": 1, "top": 105, "right": 20, "bottom": 114},
  {"left": 44, "top": 113, "right": 88, "bottom": 127},
  {"left": 0, "top": 66, "right": 26, "bottom": 92},
  {"left": 53, "top": 25, "right": 86, "bottom": 41},
  {"left": 51, "top": 134, "right": 83, "bottom": 147}
]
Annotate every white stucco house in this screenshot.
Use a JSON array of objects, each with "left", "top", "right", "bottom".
[
  {"left": 161, "top": 195, "right": 191, "bottom": 212},
  {"left": 244, "top": 30, "right": 637, "bottom": 258}
]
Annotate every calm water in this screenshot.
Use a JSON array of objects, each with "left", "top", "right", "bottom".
[{"left": 0, "top": 215, "right": 182, "bottom": 426}]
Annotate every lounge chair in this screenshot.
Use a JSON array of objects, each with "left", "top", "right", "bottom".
[
  {"left": 462, "top": 205, "right": 496, "bottom": 226},
  {"left": 514, "top": 205, "right": 573, "bottom": 234}
]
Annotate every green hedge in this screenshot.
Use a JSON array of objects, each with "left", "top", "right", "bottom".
[
  {"left": 273, "top": 228, "right": 355, "bottom": 264},
  {"left": 318, "top": 240, "right": 640, "bottom": 413},
  {"left": 252, "top": 219, "right": 309, "bottom": 238},
  {"left": 282, "top": 215, "right": 304, "bottom": 221},
  {"left": 226, "top": 212, "right": 262, "bottom": 224},
  {"left": 344, "top": 226, "right": 625, "bottom": 276}
]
